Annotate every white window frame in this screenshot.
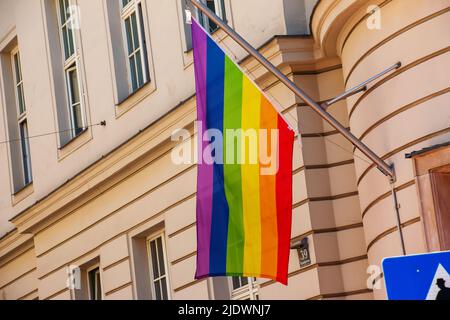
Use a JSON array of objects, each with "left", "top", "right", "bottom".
[
  {"left": 56, "top": 0, "right": 86, "bottom": 139},
  {"left": 11, "top": 48, "right": 32, "bottom": 186},
  {"left": 86, "top": 264, "right": 103, "bottom": 300},
  {"left": 11, "top": 48, "right": 26, "bottom": 117},
  {"left": 147, "top": 232, "right": 171, "bottom": 300},
  {"left": 229, "top": 277, "right": 259, "bottom": 300},
  {"left": 120, "top": 0, "right": 149, "bottom": 93}
]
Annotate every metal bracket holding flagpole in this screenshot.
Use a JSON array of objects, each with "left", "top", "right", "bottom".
[
  {"left": 187, "top": 0, "right": 407, "bottom": 254},
  {"left": 322, "top": 62, "right": 401, "bottom": 109}
]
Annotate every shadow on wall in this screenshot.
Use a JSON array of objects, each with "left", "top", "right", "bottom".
[{"left": 283, "top": 0, "right": 319, "bottom": 35}]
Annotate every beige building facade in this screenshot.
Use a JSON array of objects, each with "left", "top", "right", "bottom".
[{"left": 0, "top": 0, "right": 449, "bottom": 300}]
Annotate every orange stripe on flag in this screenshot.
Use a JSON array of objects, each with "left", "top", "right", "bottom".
[{"left": 259, "top": 96, "right": 279, "bottom": 278}]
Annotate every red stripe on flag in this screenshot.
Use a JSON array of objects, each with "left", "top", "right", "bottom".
[{"left": 275, "top": 115, "right": 295, "bottom": 285}]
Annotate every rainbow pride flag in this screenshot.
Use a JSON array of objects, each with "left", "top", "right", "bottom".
[{"left": 192, "top": 20, "right": 295, "bottom": 285}]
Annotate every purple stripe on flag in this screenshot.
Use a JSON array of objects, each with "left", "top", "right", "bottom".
[{"left": 193, "top": 20, "right": 213, "bottom": 279}]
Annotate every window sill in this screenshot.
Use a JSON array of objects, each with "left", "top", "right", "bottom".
[
  {"left": 11, "top": 182, "right": 34, "bottom": 206},
  {"left": 57, "top": 127, "right": 93, "bottom": 161},
  {"left": 115, "top": 80, "right": 156, "bottom": 119},
  {"left": 58, "top": 128, "right": 89, "bottom": 150}
]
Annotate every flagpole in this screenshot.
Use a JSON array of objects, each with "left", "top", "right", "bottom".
[{"left": 187, "top": 0, "right": 395, "bottom": 180}]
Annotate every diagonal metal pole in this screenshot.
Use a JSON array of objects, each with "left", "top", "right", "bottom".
[
  {"left": 188, "top": 0, "right": 395, "bottom": 179},
  {"left": 390, "top": 177, "right": 407, "bottom": 255}
]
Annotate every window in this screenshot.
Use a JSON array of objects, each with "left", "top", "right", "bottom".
[
  {"left": 71, "top": 259, "right": 102, "bottom": 300},
  {"left": 1, "top": 40, "right": 33, "bottom": 193},
  {"left": 147, "top": 234, "right": 170, "bottom": 300},
  {"left": 194, "top": 0, "right": 226, "bottom": 33},
  {"left": 182, "top": 0, "right": 226, "bottom": 51},
  {"left": 120, "top": 0, "right": 150, "bottom": 93},
  {"left": 12, "top": 51, "right": 26, "bottom": 116},
  {"left": 229, "top": 277, "right": 259, "bottom": 300},
  {"left": 56, "top": 0, "right": 86, "bottom": 139},
  {"left": 11, "top": 49, "right": 32, "bottom": 187},
  {"left": 232, "top": 277, "right": 249, "bottom": 290},
  {"left": 87, "top": 266, "right": 102, "bottom": 300}
]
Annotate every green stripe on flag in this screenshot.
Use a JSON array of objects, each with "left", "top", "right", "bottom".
[{"left": 223, "top": 56, "right": 244, "bottom": 274}]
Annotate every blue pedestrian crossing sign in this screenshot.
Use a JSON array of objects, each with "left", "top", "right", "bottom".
[{"left": 383, "top": 251, "right": 450, "bottom": 300}]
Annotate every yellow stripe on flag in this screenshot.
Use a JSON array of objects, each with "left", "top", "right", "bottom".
[{"left": 241, "top": 77, "right": 262, "bottom": 276}]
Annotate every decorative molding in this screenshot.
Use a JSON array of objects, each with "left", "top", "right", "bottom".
[
  {"left": 308, "top": 288, "right": 373, "bottom": 300},
  {"left": 361, "top": 180, "right": 415, "bottom": 219},
  {"left": 173, "top": 279, "right": 206, "bottom": 293},
  {"left": 356, "top": 127, "right": 450, "bottom": 186},
  {"left": 171, "top": 251, "right": 196, "bottom": 266},
  {"left": 291, "top": 222, "right": 364, "bottom": 244},
  {"left": 0, "top": 267, "right": 36, "bottom": 291},
  {"left": 310, "top": 191, "right": 359, "bottom": 202},
  {"left": 43, "top": 287, "right": 69, "bottom": 300},
  {"left": 260, "top": 254, "right": 368, "bottom": 289},
  {"left": 17, "top": 289, "right": 38, "bottom": 301},
  {"left": 305, "top": 159, "right": 354, "bottom": 170},
  {"left": 349, "top": 46, "right": 450, "bottom": 119},
  {"left": 344, "top": 7, "right": 450, "bottom": 87},
  {"left": 102, "top": 256, "right": 130, "bottom": 272},
  {"left": 104, "top": 281, "right": 133, "bottom": 297},
  {"left": 301, "top": 127, "right": 350, "bottom": 138},
  {"left": 366, "top": 217, "right": 421, "bottom": 252},
  {"left": 36, "top": 191, "right": 196, "bottom": 281},
  {"left": 339, "top": 0, "right": 393, "bottom": 55},
  {"left": 293, "top": 64, "right": 342, "bottom": 75},
  {"left": 35, "top": 171, "right": 196, "bottom": 259},
  {"left": 0, "top": 237, "right": 34, "bottom": 268},
  {"left": 357, "top": 88, "right": 450, "bottom": 143},
  {"left": 168, "top": 222, "right": 196, "bottom": 239}
]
